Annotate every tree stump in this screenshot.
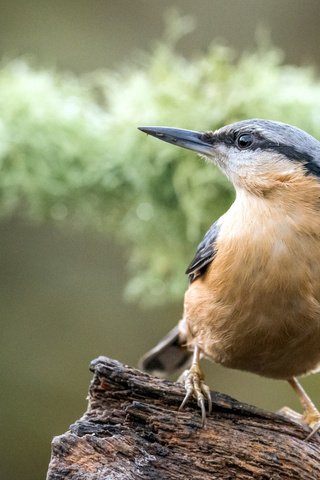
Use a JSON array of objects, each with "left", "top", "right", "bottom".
[{"left": 47, "top": 356, "right": 320, "bottom": 479}]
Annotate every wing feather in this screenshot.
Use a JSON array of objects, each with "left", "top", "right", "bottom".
[{"left": 186, "top": 221, "right": 220, "bottom": 282}]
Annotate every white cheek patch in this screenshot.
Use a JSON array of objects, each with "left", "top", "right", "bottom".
[
  {"left": 207, "top": 147, "right": 299, "bottom": 180},
  {"left": 226, "top": 149, "right": 255, "bottom": 172},
  {"left": 207, "top": 145, "right": 256, "bottom": 178},
  {"left": 205, "top": 144, "right": 232, "bottom": 167}
]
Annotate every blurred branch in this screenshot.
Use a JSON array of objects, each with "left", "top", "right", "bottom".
[
  {"left": 2, "top": 16, "right": 320, "bottom": 305},
  {"left": 47, "top": 356, "right": 320, "bottom": 480}
]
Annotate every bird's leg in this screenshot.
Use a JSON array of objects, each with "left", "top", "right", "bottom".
[
  {"left": 289, "top": 377, "right": 320, "bottom": 440},
  {"left": 178, "top": 345, "right": 212, "bottom": 426},
  {"left": 281, "top": 377, "right": 320, "bottom": 440}
]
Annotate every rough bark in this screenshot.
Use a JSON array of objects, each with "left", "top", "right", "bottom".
[{"left": 47, "top": 356, "right": 320, "bottom": 480}]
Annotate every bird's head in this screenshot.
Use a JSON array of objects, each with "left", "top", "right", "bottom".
[{"left": 139, "top": 120, "right": 320, "bottom": 197}]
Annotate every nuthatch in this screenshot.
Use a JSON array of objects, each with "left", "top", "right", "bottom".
[{"left": 138, "top": 119, "right": 320, "bottom": 440}]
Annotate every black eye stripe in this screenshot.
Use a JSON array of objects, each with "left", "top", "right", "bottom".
[
  {"left": 246, "top": 139, "right": 320, "bottom": 177},
  {"left": 260, "top": 142, "right": 320, "bottom": 176},
  {"left": 203, "top": 129, "right": 320, "bottom": 177}
]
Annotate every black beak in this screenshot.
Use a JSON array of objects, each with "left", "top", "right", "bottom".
[{"left": 138, "top": 126, "right": 213, "bottom": 156}]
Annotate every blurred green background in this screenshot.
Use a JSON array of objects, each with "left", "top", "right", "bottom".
[{"left": 1, "top": 1, "right": 320, "bottom": 479}]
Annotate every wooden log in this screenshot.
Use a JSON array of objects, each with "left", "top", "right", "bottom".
[{"left": 47, "top": 356, "right": 320, "bottom": 479}]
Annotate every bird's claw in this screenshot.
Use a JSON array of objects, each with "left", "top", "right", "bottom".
[
  {"left": 278, "top": 406, "right": 320, "bottom": 441},
  {"left": 278, "top": 406, "right": 303, "bottom": 424},
  {"left": 303, "top": 410, "right": 320, "bottom": 441},
  {"left": 179, "top": 363, "right": 212, "bottom": 426}
]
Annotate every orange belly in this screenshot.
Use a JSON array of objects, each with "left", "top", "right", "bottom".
[
  {"left": 183, "top": 193, "right": 320, "bottom": 379},
  {"left": 184, "top": 278, "right": 320, "bottom": 378}
]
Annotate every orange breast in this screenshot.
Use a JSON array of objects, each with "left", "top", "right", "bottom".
[{"left": 183, "top": 179, "right": 320, "bottom": 379}]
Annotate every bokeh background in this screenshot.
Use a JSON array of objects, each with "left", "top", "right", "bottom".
[{"left": 1, "top": 1, "right": 320, "bottom": 479}]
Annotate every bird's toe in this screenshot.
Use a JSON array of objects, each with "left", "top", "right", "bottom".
[
  {"left": 178, "top": 363, "right": 212, "bottom": 425},
  {"left": 278, "top": 406, "right": 320, "bottom": 441},
  {"left": 303, "top": 410, "right": 320, "bottom": 441},
  {"left": 278, "top": 406, "right": 303, "bottom": 424}
]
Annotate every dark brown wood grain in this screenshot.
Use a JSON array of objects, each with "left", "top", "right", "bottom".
[{"left": 47, "top": 356, "right": 320, "bottom": 479}]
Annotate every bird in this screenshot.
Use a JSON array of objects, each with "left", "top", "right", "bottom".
[{"left": 138, "top": 119, "right": 320, "bottom": 440}]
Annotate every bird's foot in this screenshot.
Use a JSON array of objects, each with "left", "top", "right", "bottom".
[
  {"left": 303, "top": 408, "right": 320, "bottom": 441},
  {"left": 278, "top": 406, "right": 303, "bottom": 423},
  {"left": 179, "top": 363, "right": 212, "bottom": 426},
  {"left": 278, "top": 406, "right": 320, "bottom": 441}
]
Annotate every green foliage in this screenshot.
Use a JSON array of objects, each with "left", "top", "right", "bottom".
[{"left": 2, "top": 20, "right": 320, "bottom": 305}]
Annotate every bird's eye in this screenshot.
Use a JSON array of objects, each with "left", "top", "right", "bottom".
[{"left": 236, "top": 133, "right": 254, "bottom": 149}]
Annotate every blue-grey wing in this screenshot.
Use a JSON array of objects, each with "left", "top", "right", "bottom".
[{"left": 186, "top": 221, "right": 220, "bottom": 282}]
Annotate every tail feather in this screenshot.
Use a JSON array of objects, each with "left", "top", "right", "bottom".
[{"left": 139, "top": 325, "right": 192, "bottom": 377}]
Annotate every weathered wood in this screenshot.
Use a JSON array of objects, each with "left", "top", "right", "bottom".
[{"left": 47, "top": 356, "right": 320, "bottom": 479}]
